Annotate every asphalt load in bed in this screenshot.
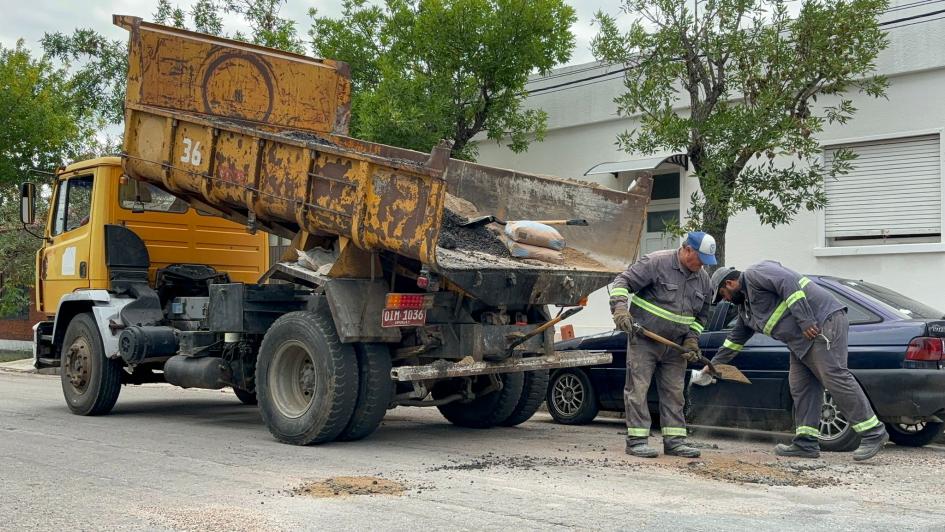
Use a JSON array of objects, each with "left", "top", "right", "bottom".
[{"left": 438, "top": 209, "right": 508, "bottom": 257}]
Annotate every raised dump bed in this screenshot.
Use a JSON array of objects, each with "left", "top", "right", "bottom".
[{"left": 116, "top": 15, "right": 652, "bottom": 307}]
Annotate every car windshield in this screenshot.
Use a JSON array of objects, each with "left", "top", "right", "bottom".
[{"left": 834, "top": 278, "right": 945, "bottom": 320}]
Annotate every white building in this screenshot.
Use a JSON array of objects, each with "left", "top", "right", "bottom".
[{"left": 474, "top": 8, "right": 945, "bottom": 336}]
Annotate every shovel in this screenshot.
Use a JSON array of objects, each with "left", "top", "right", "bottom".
[
  {"left": 460, "top": 215, "right": 589, "bottom": 228},
  {"left": 635, "top": 326, "right": 751, "bottom": 384},
  {"left": 506, "top": 307, "right": 583, "bottom": 350}
]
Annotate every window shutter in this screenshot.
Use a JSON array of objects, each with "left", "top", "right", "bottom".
[{"left": 824, "top": 134, "right": 941, "bottom": 239}]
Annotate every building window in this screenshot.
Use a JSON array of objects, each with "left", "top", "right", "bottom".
[{"left": 823, "top": 134, "right": 941, "bottom": 247}]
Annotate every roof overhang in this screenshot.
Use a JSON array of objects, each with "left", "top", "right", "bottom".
[{"left": 584, "top": 154, "right": 689, "bottom": 177}]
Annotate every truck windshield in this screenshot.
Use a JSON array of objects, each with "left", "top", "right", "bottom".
[{"left": 835, "top": 279, "right": 945, "bottom": 320}]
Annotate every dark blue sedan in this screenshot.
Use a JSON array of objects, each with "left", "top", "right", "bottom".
[{"left": 551, "top": 276, "right": 945, "bottom": 450}]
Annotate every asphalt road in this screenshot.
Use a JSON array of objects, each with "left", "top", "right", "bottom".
[{"left": 2, "top": 369, "right": 944, "bottom": 531}]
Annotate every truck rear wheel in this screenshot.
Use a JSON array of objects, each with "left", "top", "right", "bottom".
[
  {"left": 256, "top": 311, "right": 358, "bottom": 445},
  {"left": 232, "top": 387, "right": 257, "bottom": 405},
  {"left": 499, "top": 370, "right": 550, "bottom": 427},
  {"left": 336, "top": 343, "right": 393, "bottom": 441},
  {"left": 435, "top": 373, "right": 525, "bottom": 429},
  {"left": 61, "top": 313, "right": 122, "bottom": 416}
]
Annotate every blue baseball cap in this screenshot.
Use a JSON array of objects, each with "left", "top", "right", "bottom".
[{"left": 685, "top": 231, "right": 717, "bottom": 266}]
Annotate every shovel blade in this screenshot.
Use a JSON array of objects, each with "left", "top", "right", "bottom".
[
  {"left": 459, "top": 215, "right": 496, "bottom": 227},
  {"left": 713, "top": 364, "right": 751, "bottom": 384}
]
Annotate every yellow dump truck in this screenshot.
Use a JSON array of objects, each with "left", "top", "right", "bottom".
[{"left": 20, "top": 16, "right": 653, "bottom": 444}]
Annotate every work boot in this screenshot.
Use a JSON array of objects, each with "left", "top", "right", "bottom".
[
  {"left": 625, "top": 440, "right": 659, "bottom": 458},
  {"left": 853, "top": 428, "right": 889, "bottom": 462},
  {"left": 774, "top": 443, "right": 820, "bottom": 459},
  {"left": 664, "top": 441, "right": 701, "bottom": 458}
]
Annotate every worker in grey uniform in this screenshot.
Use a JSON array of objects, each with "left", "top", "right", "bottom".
[
  {"left": 610, "top": 231, "right": 715, "bottom": 458},
  {"left": 701, "top": 261, "right": 888, "bottom": 461}
]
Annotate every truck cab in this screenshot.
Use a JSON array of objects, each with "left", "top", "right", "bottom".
[{"left": 24, "top": 157, "right": 269, "bottom": 371}]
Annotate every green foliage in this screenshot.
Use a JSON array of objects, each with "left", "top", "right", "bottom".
[
  {"left": 310, "top": 0, "right": 576, "bottom": 159},
  {"left": 0, "top": 42, "right": 93, "bottom": 316},
  {"left": 592, "top": 0, "right": 889, "bottom": 263},
  {"left": 41, "top": 29, "right": 128, "bottom": 126},
  {"left": 225, "top": 0, "right": 305, "bottom": 53},
  {"left": 0, "top": 42, "right": 91, "bottom": 188},
  {"left": 192, "top": 0, "right": 225, "bottom": 35},
  {"left": 155, "top": 0, "right": 188, "bottom": 28},
  {"left": 0, "top": 196, "right": 46, "bottom": 317}
]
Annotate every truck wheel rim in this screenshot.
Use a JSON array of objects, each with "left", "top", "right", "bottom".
[
  {"left": 270, "top": 340, "right": 316, "bottom": 419},
  {"left": 819, "top": 391, "right": 850, "bottom": 441},
  {"left": 552, "top": 374, "right": 584, "bottom": 416},
  {"left": 64, "top": 338, "right": 92, "bottom": 393}
]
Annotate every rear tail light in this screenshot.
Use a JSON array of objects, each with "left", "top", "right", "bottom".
[
  {"left": 905, "top": 337, "right": 945, "bottom": 361},
  {"left": 385, "top": 293, "right": 433, "bottom": 310}
]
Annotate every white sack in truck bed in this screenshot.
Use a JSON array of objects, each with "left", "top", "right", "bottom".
[{"left": 504, "top": 221, "right": 566, "bottom": 251}]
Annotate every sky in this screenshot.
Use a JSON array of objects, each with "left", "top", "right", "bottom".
[{"left": 0, "top": 0, "right": 623, "bottom": 66}]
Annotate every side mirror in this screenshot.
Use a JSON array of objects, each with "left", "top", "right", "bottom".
[{"left": 20, "top": 182, "right": 36, "bottom": 225}]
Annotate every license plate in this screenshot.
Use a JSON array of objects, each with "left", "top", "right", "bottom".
[{"left": 381, "top": 308, "right": 427, "bottom": 328}]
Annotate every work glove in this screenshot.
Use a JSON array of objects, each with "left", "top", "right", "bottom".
[
  {"left": 682, "top": 337, "right": 701, "bottom": 356},
  {"left": 690, "top": 368, "right": 717, "bottom": 386},
  {"left": 612, "top": 309, "right": 635, "bottom": 333},
  {"left": 680, "top": 350, "right": 702, "bottom": 363}
]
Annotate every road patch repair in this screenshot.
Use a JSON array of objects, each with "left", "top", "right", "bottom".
[
  {"left": 423, "top": 442, "right": 850, "bottom": 488},
  {"left": 680, "top": 456, "right": 844, "bottom": 488},
  {"left": 291, "top": 476, "right": 406, "bottom": 498}
]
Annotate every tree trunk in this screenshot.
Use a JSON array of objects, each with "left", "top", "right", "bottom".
[{"left": 697, "top": 179, "right": 734, "bottom": 271}]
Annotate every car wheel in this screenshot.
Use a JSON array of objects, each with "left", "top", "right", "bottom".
[
  {"left": 885, "top": 421, "right": 945, "bottom": 447},
  {"left": 818, "top": 391, "right": 861, "bottom": 452},
  {"left": 546, "top": 369, "right": 598, "bottom": 425}
]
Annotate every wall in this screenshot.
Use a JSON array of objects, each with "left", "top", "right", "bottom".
[{"left": 0, "top": 293, "right": 45, "bottom": 342}]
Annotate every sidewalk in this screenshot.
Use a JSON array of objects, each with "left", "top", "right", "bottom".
[
  {"left": 0, "top": 357, "right": 36, "bottom": 373},
  {"left": 0, "top": 339, "right": 32, "bottom": 352}
]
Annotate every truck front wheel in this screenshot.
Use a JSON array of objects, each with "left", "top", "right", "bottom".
[
  {"left": 256, "top": 311, "right": 358, "bottom": 445},
  {"left": 435, "top": 373, "right": 524, "bottom": 429},
  {"left": 61, "top": 313, "right": 122, "bottom": 416}
]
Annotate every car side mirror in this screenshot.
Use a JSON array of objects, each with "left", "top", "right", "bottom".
[{"left": 20, "top": 182, "right": 36, "bottom": 225}]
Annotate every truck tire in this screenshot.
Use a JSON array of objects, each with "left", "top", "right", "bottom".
[
  {"left": 435, "top": 373, "right": 525, "bottom": 429},
  {"left": 61, "top": 313, "right": 123, "bottom": 416},
  {"left": 256, "top": 311, "right": 358, "bottom": 445},
  {"left": 336, "top": 343, "right": 393, "bottom": 441},
  {"left": 546, "top": 369, "right": 599, "bottom": 425},
  {"left": 233, "top": 387, "right": 257, "bottom": 405},
  {"left": 499, "top": 370, "right": 550, "bottom": 427},
  {"left": 885, "top": 421, "right": 945, "bottom": 447}
]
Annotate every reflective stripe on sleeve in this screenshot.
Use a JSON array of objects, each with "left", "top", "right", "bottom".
[
  {"left": 722, "top": 339, "right": 743, "bottom": 352},
  {"left": 763, "top": 290, "right": 808, "bottom": 335},
  {"left": 690, "top": 322, "right": 705, "bottom": 334},
  {"left": 610, "top": 287, "right": 630, "bottom": 298}
]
